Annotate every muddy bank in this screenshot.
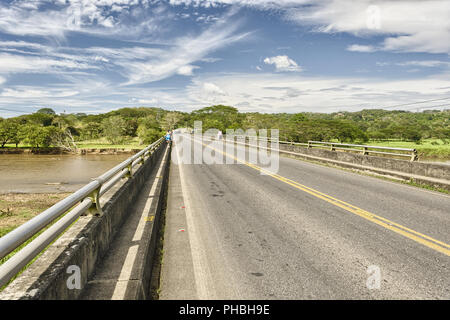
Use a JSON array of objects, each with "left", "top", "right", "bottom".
[{"left": 0, "top": 147, "right": 141, "bottom": 155}]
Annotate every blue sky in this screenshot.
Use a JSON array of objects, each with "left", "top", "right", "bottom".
[{"left": 0, "top": 0, "right": 449, "bottom": 117}]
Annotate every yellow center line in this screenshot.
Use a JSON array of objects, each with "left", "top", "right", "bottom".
[{"left": 194, "top": 137, "right": 450, "bottom": 257}]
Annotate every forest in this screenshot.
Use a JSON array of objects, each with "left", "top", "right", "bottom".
[{"left": 0, "top": 105, "right": 449, "bottom": 157}]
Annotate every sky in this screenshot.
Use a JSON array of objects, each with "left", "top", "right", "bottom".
[{"left": 0, "top": 0, "right": 449, "bottom": 117}]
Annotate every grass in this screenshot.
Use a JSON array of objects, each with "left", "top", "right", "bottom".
[
  {"left": 0, "top": 193, "right": 71, "bottom": 237},
  {"left": 3, "top": 137, "right": 147, "bottom": 150},
  {"left": 75, "top": 137, "right": 146, "bottom": 149},
  {"left": 0, "top": 193, "right": 72, "bottom": 291},
  {"left": 367, "top": 139, "right": 450, "bottom": 160}
]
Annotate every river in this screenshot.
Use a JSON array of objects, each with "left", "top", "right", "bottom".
[{"left": 0, "top": 154, "right": 132, "bottom": 194}]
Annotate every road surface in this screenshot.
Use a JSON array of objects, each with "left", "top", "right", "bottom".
[{"left": 159, "top": 135, "right": 450, "bottom": 299}]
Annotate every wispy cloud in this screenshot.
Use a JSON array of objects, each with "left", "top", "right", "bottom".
[
  {"left": 347, "top": 44, "right": 376, "bottom": 53},
  {"left": 376, "top": 60, "right": 450, "bottom": 68},
  {"left": 170, "top": 0, "right": 450, "bottom": 55}
]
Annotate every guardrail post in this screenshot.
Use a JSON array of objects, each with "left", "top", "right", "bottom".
[
  {"left": 125, "top": 162, "right": 133, "bottom": 178},
  {"left": 86, "top": 186, "right": 103, "bottom": 216},
  {"left": 330, "top": 143, "right": 335, "bottom": 151},
  {"left": 307, "top": 141, "right": 311, "bottom": 148},
  {"left": 411, "top": 149, "right": 418, "bottom": 161},
  {"left": 362, "top": 146, "right": 368, "bottom": 155}
]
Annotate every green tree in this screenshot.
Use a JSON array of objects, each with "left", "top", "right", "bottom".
[
  {"left": 137, "top": 116, "right": 162, "bottom": 145},
  {"left": 0, "top": 120, "right": 19, "bottom": 147},
  {"left": 27, "top": 112, "right": 54, "bottom": 126},
  {"left": 37, "top": 108, "right": 56, "bottom": 115},
  {"left": 101, "top": 116, "right": 127, "bottom": 144},
  {"left": 161, "top": 112, "right": 184, "bottom": 131},
  {"left": 21, "top": 124, "right": 58, "bottom": 148},
  {"left": 190, "top": 105, "right": 242, "bottom": 132},
  {"left": 82, "top": 122, "right": 102, "bottom": 140}
]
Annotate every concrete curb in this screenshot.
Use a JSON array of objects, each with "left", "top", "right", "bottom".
[
  {"left": 277, "top": 148, "right": 450, "bottom": 192},
  {"left": 228, "top": 138, "right": 449, "bottom": 191}
]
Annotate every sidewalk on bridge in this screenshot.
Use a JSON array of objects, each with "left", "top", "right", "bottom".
[
  {"left": 80, "top": 145, "right": 169, "bottom": 300},
  {"left": 158, "top": 159, "right": 198, "bottom": 300}
]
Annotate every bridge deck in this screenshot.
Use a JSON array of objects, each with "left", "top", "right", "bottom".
[{"left": 159, "top": 137, "right": 450, "bottom": 299}]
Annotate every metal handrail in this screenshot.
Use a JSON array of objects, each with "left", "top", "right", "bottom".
[
  {"left": 304, "top": 141, "right": 417, "bottom": 161},
  {"left": 219, "top": 134, "right": 418, "bottom": 161},
  {"left": 306, "top": 141, "right": 415, "bottom": 152},
  {"left": 0, "top": 137, "right": 164, "bottom": 288}
]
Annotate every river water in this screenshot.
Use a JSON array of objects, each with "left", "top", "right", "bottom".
[{"left": 0, "top": 154, "right": 132, "bottom": 194}]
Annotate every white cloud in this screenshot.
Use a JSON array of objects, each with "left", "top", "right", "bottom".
[
  {"left": 0, "top": 9, "right": 247, "bottom": 86},
  {"left": 202, "top": 82, "right": 226, "bottom": 95},
  {"left": 119, "top": 13, "right": 250, "bottom": 84},
  {"left": 0, "top": 87, "right": 79, "bottom": 98},
  {"left": 177, "top": 65, "right": 199, "bottom": 76},
  {"left": 183, "top": 71, "right": 450, "bottom": 113},
  {"left": 170, "top": 0, "right": 450, "bottom": 55},
  {"left": 287, "top": 0, "right": 450, "bottom": 54},
  {"left": 376, "top": 60, "right": 450, "bottom": 68},
  {"left": 263, "top": 55, "right": 302, "bottom": 72},
  {"left": 1, "top": 70, "right": 450, "bottom": 116},
  {"left": 396, "top": 60, "right": 450, "bottom": 68},
  {"left": 0, "top": 53, "right": 97, "bottom": 74},
  {"left": 0, "top": 0, "right": 170, "bottom": 39},
  {"left": 200, "top": 57, "right": 222, "bottom": 63},
  {"left": 347, "top": 44, "right": 376, "bottom": 53}
]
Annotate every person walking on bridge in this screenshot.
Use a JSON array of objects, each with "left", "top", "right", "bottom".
[{"left": 165, "top": 130, "right": 172, "bottom": 144}]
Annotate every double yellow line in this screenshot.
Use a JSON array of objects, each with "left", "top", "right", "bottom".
[{"left": 195, "top": 137, "right": 450, "bottom": 257}]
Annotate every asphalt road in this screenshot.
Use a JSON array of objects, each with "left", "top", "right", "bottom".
[{"left": 159, "top": 135, "right": 450, "bottom": 299}]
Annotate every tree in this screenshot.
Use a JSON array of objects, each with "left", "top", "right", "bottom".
[
  {"left": 161, "top": 112, "right": 184, "bottom": 131},
  {"left": 82, "top": 122, "right": 102, "bottom": 140},
  {"left": 21, "top": 124, "right": 58, "bottom": 148},
  {"left": 101, "top": 116, "right": 127, "bottom": 144},
  {"left": 190, "top": 105, "right": 242, "bottom": 132},
  {"left": 50, "top": 128, "right": 78, "bottom": 152},
  {"left": 137, "top": 116, "right": 162, "bottom": 145},
  {"left": 37, "top": 108, "right": 56, "bottom": 115},
  {"left": 27, "top": 112, "right": 54, "bottom": 126},
  {"left": 401, "top": 128, "right": 422, "bottom": 142},
  {"left": 0, "top": 120, "right": 19, "bottom": 147}
]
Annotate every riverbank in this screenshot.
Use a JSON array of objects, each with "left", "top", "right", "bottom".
[
  {"left": 0, "top": 147, "right": 142, "bottom": 155},
  {"left": 0, "top": 193, "right": 71, "bottom": 238}
]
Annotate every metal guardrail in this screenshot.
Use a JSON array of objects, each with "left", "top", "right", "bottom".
[
  {"left": 304, "top": 141, "right": 417, "bottom": 161},
  {"left": 220, "top": 135, "right": 418, "bottom": 161},
  {"left": 0, "top": 137, "right": 165, "bottom": 288}
]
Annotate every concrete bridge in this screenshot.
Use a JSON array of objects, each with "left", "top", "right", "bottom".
[{"left": 0, "top": 132, "right": 449, "bottom": 299}]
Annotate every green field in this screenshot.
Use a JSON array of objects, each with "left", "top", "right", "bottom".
[
  {"left": 75, "top": 137, "right": 146, "bottom": 149},
  {"left": 3, "top": 137, "right": 147, "bottom": 150},
  {"left": 367, "top": 139, "right": 450, "bottom": 160}
]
